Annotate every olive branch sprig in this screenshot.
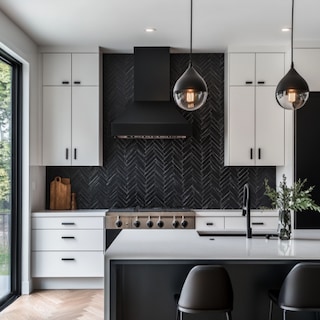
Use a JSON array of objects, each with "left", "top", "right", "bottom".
[{"left": 264, "top": 174, "right": 320, "bottom": 212}]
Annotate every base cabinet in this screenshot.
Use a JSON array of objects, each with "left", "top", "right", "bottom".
[{"left": 31, "top": 212, "right": 105, "bottom": 289}]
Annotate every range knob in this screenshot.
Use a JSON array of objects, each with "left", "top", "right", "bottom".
[
  {"left": 146, "top": 218, "right": 153, "bottom": 228},
  {"left": 157, "top": 219, "right": 164, "bottom": 228},
  {"left": 133, "top": 218, "right": 140, "bottom": 228},
  {"left": 181, "top": 219, "right": 188, "bottom": 228},
  {"left": 172, "top": 219, "right": 179, "bottom": 229},
  {"left": 115, "top": 216, "right": 122, "bottom": 228}
]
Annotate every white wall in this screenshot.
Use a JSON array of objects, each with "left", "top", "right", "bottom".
[{"left": 0, "top": 10, "right": 45, "bottom": 294}]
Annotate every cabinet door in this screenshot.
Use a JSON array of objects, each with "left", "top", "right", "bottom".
[
  {"left": 228, "top": 53, "right": 255, "bottom": 86},
  {"left": 227, "top": 87, "right": 255, "bottom": 165},
  {"left": 255, "top": 86, "right": 285, "bottom": 166},
  {"left": 43, "top": 53, "right": 71, "bottom": 86},
  {"left": 43, "top": 87, "right": 72, "bottom": 165},
  {"left": 72, "top": 87, "right": 101, "bottom": 166},
  {"left": 72, "top": 54, "right": 99, "bottom": 86},
  {"left": 256, "top": 53, "right": 285, "bottom": 86}
]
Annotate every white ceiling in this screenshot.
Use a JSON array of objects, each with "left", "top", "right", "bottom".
[{"left": 1, "top": 0, "right": 320, "bottom": 53}]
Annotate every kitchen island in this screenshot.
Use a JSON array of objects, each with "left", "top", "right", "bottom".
[{"left": 105, "top": 230, "right": 320, "bottom": 320}]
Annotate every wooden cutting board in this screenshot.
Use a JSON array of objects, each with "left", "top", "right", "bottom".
[{"left": 50, "top": 176, "right": 71, "bottom": 210}]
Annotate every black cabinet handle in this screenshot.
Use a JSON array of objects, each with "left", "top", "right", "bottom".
[
  {"left": 206, "top": 222, "right": 214, "bottom": 226},
  {"left": 245, "top": 81, "right": 253, "bottom": 85},
  {"left": 61, "top": 222, "right": 75, "bottom": 225},
  {"left": 250, "top": 148, "right": 253, "bottom": 159},
  {"left": 61, "top": 236, "right": 75, "bottom": 239},
  {"left": 252, "top": 222, "right": 264, "bottom": 225},
  {"left": 73, "top": 81, "right": 81, "bottom": 84},
  {"left": 62, "top": 81, "right": 69, "bottom": 85},
  {"left": 61, "top": 258, "right": 75, "bottom": 261},
  {"left": 74, "top": 148, "right": 77, "bottom": 160},
  {"left": 66, "top": 148, "right": 69, "bottom": 160},
  {"left": 258, "top": 148, "right": 261, "bottom": 159},
  {"left": 257, "top": 81, "right": 265, "bottom": 85}
]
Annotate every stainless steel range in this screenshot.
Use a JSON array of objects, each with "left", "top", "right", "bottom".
[{"left": 106, "top": 208, "right": 195, "bottom": 230}]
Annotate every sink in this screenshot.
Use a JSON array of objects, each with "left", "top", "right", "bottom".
[{"left": 197, "top": 231, "right": 278, "bottom": 238}]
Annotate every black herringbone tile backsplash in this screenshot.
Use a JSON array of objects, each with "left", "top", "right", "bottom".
[{"left": 46, "top": 53, "right": 275, "bottom": 209}]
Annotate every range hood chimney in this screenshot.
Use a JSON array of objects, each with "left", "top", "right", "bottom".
[{"left": 111, "top": 47, "right": 192, "bottom": 139}]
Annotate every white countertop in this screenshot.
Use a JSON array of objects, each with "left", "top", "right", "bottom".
[
  {"left": 32, "top": 209, "right": 107, "bottom": 217},
  {"left": 105, "top": 229, "right": 320, "bottom": 261}
]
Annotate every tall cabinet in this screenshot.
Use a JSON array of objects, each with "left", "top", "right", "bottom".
[
  {"left": 225, "top": 52, "right": 286, "bottom": 166},
  {"left": 42, "top": 52, "right": 102, "bottom": 166}
]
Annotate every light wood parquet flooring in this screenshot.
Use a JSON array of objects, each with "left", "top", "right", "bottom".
[{"left": 0, "top": 289, "right": 104, "bottom": 320}]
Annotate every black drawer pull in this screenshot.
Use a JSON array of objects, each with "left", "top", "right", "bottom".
[
  {"left": 62, "top": 81, "right": 69, "bottom": 84},
  {"left": 258, "top": 148, "right": 261, "bottom": 159},
  {"left": 61, "top": 258, "right": 75, "bottom": 261},
  {"left": 61, "top": 222, "right": 75, "bottom": 225},
  {"left": 257, "top": 81, "right": 265, "bottom": 84},
  {"left": 61, "top": 236, "right": 75, "bottom": 239},
  {"left": 206, "top": 222, "right": 214, "bottom": 226},
  {"left": 245, "top": 81, "right": 253, "bottom": 84},
  {"left": 65, "top": 148, "right": 69, "bottom": 160},
  {"left": 73, "top": 81, "right": 81, "bottom": 84},
  {"left": 74, "top": 148, "right": 77, "bottom": 160},
  {"left": 252, "top": 222, "right": 264, "bottom": 225},
  {"left": 250, "top": 148, "right": 253, "bottom": 159}
]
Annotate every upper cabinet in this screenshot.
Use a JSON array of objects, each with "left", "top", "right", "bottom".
[
  {"left": 294, "top": 49, "right": 320, "bottom": 92},
  {"left": 225, "top": 52, "right": 286, "bottom": 166},
  {"left": 42, "top": 52, "right": 102, "bottom": 166}
]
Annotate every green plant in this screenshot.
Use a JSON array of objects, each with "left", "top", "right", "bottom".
[{"left": 264, "top": 174, "right": 320, "bottom": 212}]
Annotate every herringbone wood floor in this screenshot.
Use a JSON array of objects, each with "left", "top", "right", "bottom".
[{"left": 0, "top": 289, "right": 103, "bottom": 320}]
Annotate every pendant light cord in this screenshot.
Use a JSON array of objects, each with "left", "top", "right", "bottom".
[
  {"left": 189, "top": 0, "right": 193, "bottom": 66},
  {"left": 291, "top": 0, "right": 294, "bottom": 67}
]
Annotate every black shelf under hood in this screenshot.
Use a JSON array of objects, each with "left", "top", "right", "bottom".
[{"left": 111, "top": 101, "right": 192, "bottom": 139}]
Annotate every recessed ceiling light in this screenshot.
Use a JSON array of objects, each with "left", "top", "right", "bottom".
[
  {"left": 145, "top": 28, "right": 156, "bottom": 33},
  {"left": 282, "top": 27, "right": 291, "bottom": 32}
]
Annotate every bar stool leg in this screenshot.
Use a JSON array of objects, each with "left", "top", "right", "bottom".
[
  {"left": 283, "top": 310, "right": 287, "bottom": 320},
  {"left": 316, "top": 311, "right": 320, "bottom": 320},
  {"left": 226, "top": 310, "right": 232, "bottom": 320},
  {"left": 268, "top": 300, "right": 273, "bottom": 320}
]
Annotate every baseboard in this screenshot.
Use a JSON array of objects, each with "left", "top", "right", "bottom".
[{"left": 32, "top": 277, "right": 104, "bottom": 290}]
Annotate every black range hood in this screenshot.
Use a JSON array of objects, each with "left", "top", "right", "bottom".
[{"left": 111, "top": 47, "right": 192, "bottom": 139}]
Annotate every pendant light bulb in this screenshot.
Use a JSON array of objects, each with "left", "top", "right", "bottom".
[
  {"left": 173, "top": 0, "right": 208, "bottom": 111},
  {"left": 275, "top": 0, "right": 309, "bottom": 110}
]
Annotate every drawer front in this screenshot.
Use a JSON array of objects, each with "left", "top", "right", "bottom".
[
  {"left": 225, "top": 217, "right": 278, "bottom": 230},
  {"left": 32, "top": 217, "right": 104, "bottom": 230},
  {"left": 196, "top": 217, "right": 224, "bottom": 231},
  {"left": 32, "top": 251, "right": 103, "bottom": 277},
  {"left": 32, "top": 229, "right": 103, "bottom": 251},
  {"left": 251, "top": 217, "right": 278, "bottom": 230}
]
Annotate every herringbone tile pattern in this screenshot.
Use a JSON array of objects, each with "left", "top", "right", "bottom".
[
  {"left": 46, "top": 53, "right": 275, "bottom": 210},
  {"left": 0, "top": 290, "right": 103, "bottom": 320}
]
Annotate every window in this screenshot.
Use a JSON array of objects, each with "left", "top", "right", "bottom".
[{"left": 0, "top": 48, "right": 22, "bottom": 310}]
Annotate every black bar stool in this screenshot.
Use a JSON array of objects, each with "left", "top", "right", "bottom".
[
  {"left": 268, "top": 262, "right": 320, "bottom": 320},
  {"left": 177, "top": 265, "right": 233, "bottom": 320}
]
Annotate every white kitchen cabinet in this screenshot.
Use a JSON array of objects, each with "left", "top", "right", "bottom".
[
  {"left": 31, "top": 213, "right": 105, "bottom": 281},
  {"left": 196, "top": 210, "right": 278, "bottom": 234},
  {"left": 42, "top": 52, "right": 102, "bottom": 166},
  {"left": 294, "top": 48, "right": 320, "bottom": 92},
  {"left": 225, "top": 52, "right": 285, "bottom": 166}
]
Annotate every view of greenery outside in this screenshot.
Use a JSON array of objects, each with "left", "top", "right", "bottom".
[{"left": 0, "top": 59, "right": 11, "bottom": 278}]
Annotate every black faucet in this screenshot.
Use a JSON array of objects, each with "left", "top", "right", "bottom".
[{"left": 242, "top": 183, "right": 252, "bottom": 238}]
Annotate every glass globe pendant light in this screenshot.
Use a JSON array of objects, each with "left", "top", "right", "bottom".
[
  {"left": 275, "top": 0, "right": 309, "bottom": 110},
  {"left": 173, "top": 0, "right": 208, "bottom": 111}
]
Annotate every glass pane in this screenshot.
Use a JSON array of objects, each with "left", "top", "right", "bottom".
[{"left": 0, "top": 59, "right": 12, "bottom": 300}]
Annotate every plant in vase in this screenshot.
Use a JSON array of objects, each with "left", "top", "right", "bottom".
[{"left": 264, "top": 174, "right": 320, "bottom": 240}]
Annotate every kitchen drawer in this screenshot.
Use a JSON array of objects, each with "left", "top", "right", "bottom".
[
  {"left": 32, "top": 216, "right": 104, "bottom": 230},
  {"left": 32, "top": 251, "right": 103, "bottom": 277},
  {"left": 196, "top": 217, "right": 224, "bottom": 231},
  {"left": 225, "top": 216, "right": 277, "bottom": 230},
  {"left": 32, "top": 229, "right": 103, "bottom": 251}
]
